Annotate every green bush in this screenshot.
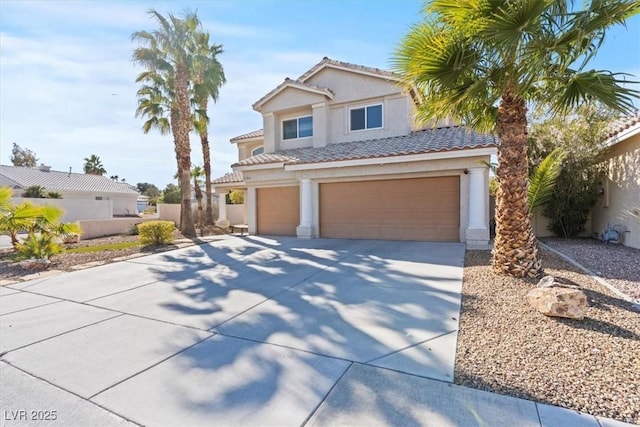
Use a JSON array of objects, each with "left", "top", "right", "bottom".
[
  {"left": 23, "top": 185, "right": 45, "bottom": 198},
  {"left": 138, "top": 221, "right": 175, "bottom": 246},
  {"left": 47, "top": 191, "right": 62, "bottom": 199},
  {"left": 16, "top": 233, "right": 63, "bottom": 260}
]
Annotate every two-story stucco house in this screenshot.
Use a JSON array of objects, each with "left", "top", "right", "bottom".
[{"left": 213, "top": 58, "right": 497, "bottom": 247}]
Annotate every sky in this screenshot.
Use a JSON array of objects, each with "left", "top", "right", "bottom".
[{"left": 1, "top": 0, "right": 639, "bottom": 190}]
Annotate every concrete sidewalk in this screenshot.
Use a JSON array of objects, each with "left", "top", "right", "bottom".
[{"left": 0, "top": 236, "right": 635, "bottom": 426}]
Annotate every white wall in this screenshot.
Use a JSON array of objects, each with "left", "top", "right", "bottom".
[
  {"left": 79, "top": 217, "right": 158, "bottom": 240},
  {"left": 11, "top": 197, "right": 112, "bottom": 222},
  {"left": 157, "top": 204, "right": 181, "bottom": 225},
  {"left": 227, "top": 204, "right": 246, "bottom": 225},
  {"left": 591, "top": 133, "right": 640, "bottom": 249}
]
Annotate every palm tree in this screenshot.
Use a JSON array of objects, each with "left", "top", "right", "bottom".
[
  {"left": 191, "top": 165, "right": 205, "bottom": 227},
  {"left": 83, "top": 154, "right": 107, "bottom": 176},
  {"left": 132, "top": 9, "right": 199, "bottom": 237},
  {"left": 190, "top": 33, "right": 225, "bottom": 226},
  {"left": 394, "top": 1, "right": 639, "bottom": 278}
]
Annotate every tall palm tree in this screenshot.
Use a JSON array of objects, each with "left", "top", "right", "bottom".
[
  {"left": 190, "top": 33, "right": 225, "bottom": 226},
  {"left": 132, "top": 9, "right": 200, "bottom": 237},
  {"left": 394, "top": 0, "right": 639, "bottom": 278},
  {"left": 191, "top": 165, "right": 205, "bottom": 227},
  {"left": 83, "top": 154, "right": 107, "bottom": 176}
]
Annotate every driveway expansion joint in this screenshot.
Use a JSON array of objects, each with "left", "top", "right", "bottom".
[{"left": 363, "top": 329, "right": 458, "bottom": 364}]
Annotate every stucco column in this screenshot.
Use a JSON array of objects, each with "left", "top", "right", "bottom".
[
  {"left": 466, "top": 167, "right": 489, "bottom": 248},
  {"left": 312, "top": 103, "right": 327, "bottom": 148},
  {"left": 263, "top": 113, "right": 276, "bottom": 153},
  {"left": 468, "top": 168, "right": 486, "bottom": 228},
  {"left": 297, "top": 178, "right": 313, "bottom": 239},
  {"left": 215, "top": 192, "right": 230, "bottom": 228},
  {"left": 247, "top": 187, "right": 257, "bottom": 234}
]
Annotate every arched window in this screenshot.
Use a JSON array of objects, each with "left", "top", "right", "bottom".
[{"left": 252, "top": 146, "right": 264, "bottom": 156}]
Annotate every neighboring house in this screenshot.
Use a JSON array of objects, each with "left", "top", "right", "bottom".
[
  {"left": 0, "top": 164, "right": 140, "bottom": 221},
  {"left": 213, "top": 57, "right": 497, "bottom": 247},
  {"left": 591, "top": 114, "right": 640, "bottom": 249}
]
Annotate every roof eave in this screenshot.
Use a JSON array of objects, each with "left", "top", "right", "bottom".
[
  {"left": 606, "top": 121, "right": 640, "bottom": 147},
  {"left": 284, "top": 147, "right": 497, "bottom": 171},
  {"left": 252, "top": 82, "right": 334, "bottom": 112},
  {"left": 232, "top": 162, "right": 287, "bottom": 171},
  {"left": 299, "top": 62, "right": 401, "bottom": 84}
]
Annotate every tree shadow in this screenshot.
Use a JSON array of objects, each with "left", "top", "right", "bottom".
[{"left": 119, "top": 237, "right": 467, "bottom": 426}]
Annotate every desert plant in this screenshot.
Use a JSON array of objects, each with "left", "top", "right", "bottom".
[
  {"left": 138, "top": 221, "right": 175, "bottom": 246},
  {"left": 47, "top": 191, "right": 62, "bottom": 199},
  {"left": 23, "top": 185, "right": 45, "bottom": 198},
  {"left": 16, "top": 233, "right": 63, "bottom": 260}
]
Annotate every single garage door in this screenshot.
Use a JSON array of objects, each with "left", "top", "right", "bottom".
[
  {"left": 320, "top": 176, "right": 459, "bottom": 241},
  {"left": 256, "top": 186, "right": 300, "bottom": 236}
]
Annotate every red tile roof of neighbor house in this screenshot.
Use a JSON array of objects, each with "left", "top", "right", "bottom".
[
  {"left": 297, "top": 57, "right": 400, "bottom": 82},
  {"left": 230, "top": 129, "right": 264, "bottom": 142},
  {"left": 232, "top": 125, "right": 497, "bottom": 168},
  {"left": 212, "top": 171, "right": 244, "bottom": 185},
  {"left": 605, "top": 111, "right": 640, "bottom": 139},
  {"left": 0, "top": 165, "right": 139, "bottom": 194}
]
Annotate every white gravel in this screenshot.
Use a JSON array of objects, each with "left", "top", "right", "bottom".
[
  {"left": 458, "top": 249, "right": 640, "bottom": 424},
  {"left": 540, "top": 237, "right": 640, "bottom": 304}
]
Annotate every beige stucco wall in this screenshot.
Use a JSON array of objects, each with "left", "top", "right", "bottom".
[
  {"left": 227, "top": 204, "right": 246, "bottom": 225},
  {"left": 260, "top": 87, "right": 326, "bottom": 114},
  {"left": 327, "top": 95, "right": 413, "bottom": 144},
  {"left": 591, "top": 133, "right": 640, "bottom": 248},
  {"left": 305, "top": 68, "right": 398, "bottom": 104},
  {"left": 58, "top": 190, "right": 138, "bottom": 216},
  {"left": 237, "top": 138, "right": 264, "bottom": 161},
  {"left": 256, "top": 66, "right": 414, "bottom": 155},
  {"left": 79, "top": 217, "right": 158, "bottom": 240}
]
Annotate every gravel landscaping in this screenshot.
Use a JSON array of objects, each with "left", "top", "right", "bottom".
[
  {"left": 540, "top": 237, "right": 640, "bottom": 304},
  {"left": 457, "top": 249, "right": 639, "bottom": 424}
]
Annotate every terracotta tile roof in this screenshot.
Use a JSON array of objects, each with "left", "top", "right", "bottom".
[
  {"left": 233, "top": 126, "right": 497, "bottom": 168},
  {"left": 297, "top": 57, "right": 399, "bottom": 82},
  {"left": 212, "top": 171, "right": 244, "bottom": 185},
  {"left": 605, "top": 112, "right": 640, "bottom": 139},
  {"left": 252, "top": 78, "right": 334, "bottom": 111},
  {"left": 0, "top": 165, "right": 139, "bottom": 194},
  {"left": 230, "top": 129, "right": 264, "bottom": 142}
]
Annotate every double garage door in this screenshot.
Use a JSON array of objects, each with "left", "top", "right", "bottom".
[{"left": 256, "top": 176, "right": 460, "bottom": 241}]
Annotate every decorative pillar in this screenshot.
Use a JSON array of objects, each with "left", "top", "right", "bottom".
[
  {"left": 215, "top": 192, "right": 230, "bottom": 228},
  {"left": 468, "top": 168, "right": 486, "bottom": 228},
  {"left": 296, "top": 178, "right": 313, "bottom": 239},
  {"left": 466, "top": 167, "right": 490, "bottom": 248}
]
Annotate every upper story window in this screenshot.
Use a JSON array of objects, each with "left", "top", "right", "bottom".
[
  {"left": 350, "top": 104, "right": 383, "bottom": 131},
  {"left": 252, "top": 146, "right": 264, "bottom": 156},
  {"left": 283, "top": 116, "right": 313, "bottom": 140}
]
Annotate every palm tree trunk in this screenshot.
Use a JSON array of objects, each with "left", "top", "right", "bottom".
[
  {"left": 174, "top": 64, "right": 196, "bottom": 237},
  {"left": 194, "top": 175, "right": 204, "bottom": 227},
  {"left": 493, "top": 88, "right": 541, "bottom": 278},
  {"left": 201, "top": 132, "right": 214, "bottom": 226}
]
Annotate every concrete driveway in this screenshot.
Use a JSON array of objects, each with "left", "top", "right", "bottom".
[{"left": 0, "top": 236, "right": 607, "bottom": 426}]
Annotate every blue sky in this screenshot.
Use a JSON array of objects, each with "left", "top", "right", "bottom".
[{"left": 1, "top": 0, "right": 638, "bottom": 189}]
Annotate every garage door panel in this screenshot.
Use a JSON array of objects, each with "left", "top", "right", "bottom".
[
  {"left": 320, "top": 177, "right": 459, "bottom": 241},
  {"left": 257, "top": 186, "right": 299, "bottom": 236}
]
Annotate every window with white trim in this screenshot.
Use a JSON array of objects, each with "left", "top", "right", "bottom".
[
  {"left": 251, "top": 146, "right": 264, "bottom": 156},
  {"left": 283, "top": 116, "right": 313, "bottom": 140},
  {"left": 350, "top": 104, "right": 383, "bottom": 131}
]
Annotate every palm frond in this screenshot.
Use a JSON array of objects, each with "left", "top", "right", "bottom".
[{"left": 528, "top": 146, "right": 567, "bottom": 213}]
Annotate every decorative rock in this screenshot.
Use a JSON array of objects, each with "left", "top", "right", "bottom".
[
  {"left": 526, "top": 287, "right": 588, "bottom": 320},
  {"left": 538, "top": 275, "right": 556, "bottom": 288},
  {"left": 63, "top": 234, "right": 80, "bottom": 244},
  {"left": 20, "top": 258, "right": 51, "bottom": 271}
]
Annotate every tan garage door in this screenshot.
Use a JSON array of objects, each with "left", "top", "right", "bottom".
[
  {"left": 256, "top": 186, "right": 300, "bottom": 236},
  {"left": 320, "top": 176, "right": 459, "bottom": 241}
]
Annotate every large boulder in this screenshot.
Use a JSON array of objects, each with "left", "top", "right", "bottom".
[{"left": 527, "top": 287, "right": 587, "bottom": 320}]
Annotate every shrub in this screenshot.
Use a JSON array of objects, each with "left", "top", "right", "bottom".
[
  {"left": 16, "top": 233, "right": 63, "bottom": 260},
  {"left": 138, "top": 221, "right": 175, "bottom": 246},
  {"left": 23, "top": 185, "right": 45, "bottom": 198},
  {"left": 47, "top": 191, "right": 62, "bottom": 199}
]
